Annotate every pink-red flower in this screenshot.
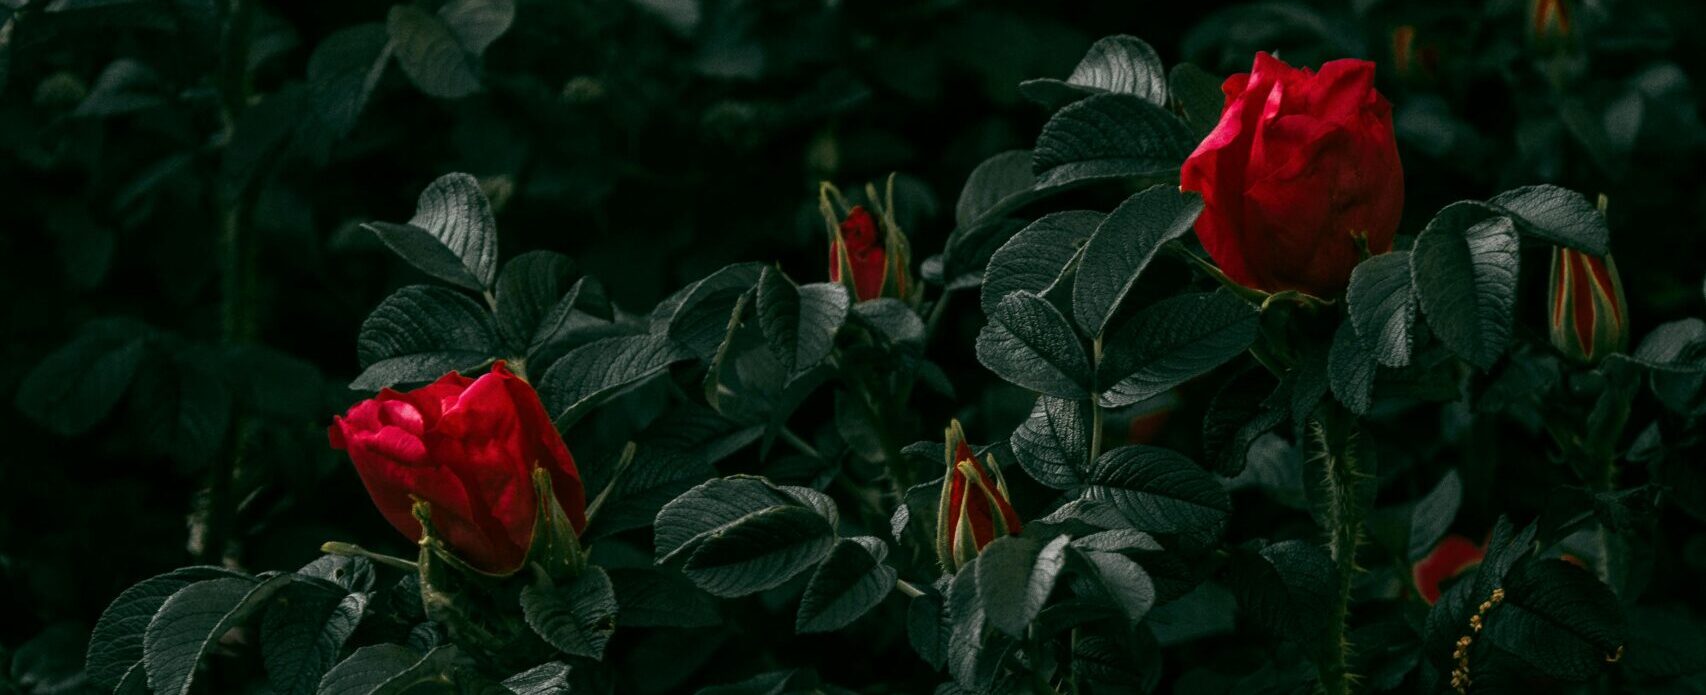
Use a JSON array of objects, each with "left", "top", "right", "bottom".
[
  {"left": 1181, "top": 52, "right": 1404, "bottom": 297},
  {"left": 328, "top": 362, "right": 586, "bottom": 575},
  {"left": 936, "top": 420, "right": 1022, "bottom": 571}
]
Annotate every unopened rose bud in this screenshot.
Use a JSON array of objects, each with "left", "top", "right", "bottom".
[
  {"left": 1529, "top": 0, "right": 1571, "bottom": 44},
  {"left": 822, "top": 178, "right": 915, "bottom": 303},
  {"left": 935, "top": 420, "right": 1022, "bottom": 572},
  {"left": 1548, "top": 247, "right": 1629, "bottom": 365}
]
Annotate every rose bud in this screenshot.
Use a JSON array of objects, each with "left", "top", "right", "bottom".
[
  {"left": 1180, "top": 52, "right": 1405, "bottom": 298},
  {"left": 1413, "top": 534, "right": 1484, "bottom": 605},
  {"left": 822, "top": 178, "right": 915, "bottom": 303},
  {"left": 935, "top": 419, "right": 1022, "bottom": 572},
  {"left": 1548, "top": 247, "right": 1629, "bottom": 365},
  {"left": 1529, "top": 0, "right": 1571, "bottom": 44},
  {"left": 328, "top": 362, "right": 587, "bottom": 576}
]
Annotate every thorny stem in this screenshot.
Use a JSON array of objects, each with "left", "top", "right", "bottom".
[
  {"left": 1089, "top": 337, "right": 1105, "bottom": 461},
  {"left": 319, "top": 542, "right": 420, "bottom": 572},
  {"left": 199, "top": 0, "right": 258, "bottom": 566},
  {"left": 1313, "top": 408, "right": 1367, "bottom": 695}
]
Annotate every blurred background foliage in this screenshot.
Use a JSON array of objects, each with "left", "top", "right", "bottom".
[{"left": 2, "top": 0, "right": 1703, "bottom": 691}]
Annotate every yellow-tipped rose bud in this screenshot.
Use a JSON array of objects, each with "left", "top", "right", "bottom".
[
  {"left": 1548, "top": 247, "right": 1629, "bottom": 365},
  {"left": 821, "top": 175, "right": 916, "bottom": 304},
  {"left": 935, "top": 420, "right": 1022, "bottom": 572}
]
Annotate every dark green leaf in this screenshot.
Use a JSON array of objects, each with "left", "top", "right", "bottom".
[
  {"left": 977, "top": 290, "right": 1092, "bottom": 398},
  {"left": 851, "top": 299, "right": 924, "bottom": 349},
  {"left": 663, "top": 262, "right": 765, "bottom": 361},
  {"left": 954, "top": 149, "right": 1036, "bottom": 230},
  {"left": 1098, "top": 290, "right": 1258, "bottom": 408},
  {"left": 1083, "top": 446, "right": 1230, "bottom": 541},
  {"left": 387, "top": 6, "right": 481, "bottom": 98},
  {"left": 1327, "top": 320, "right": 1377, "bottom": 415},
  {"left": 261, "top": 584, "right": 367, "bottom": 695},
  {"left": 352, "top": 285, "right": 498, "bottom": 390},
  {"left": 1067, "top": 548, "right": 1156, "bottom": 624},
  {"left": 538, "top": 333, "right": 688, "bottom": 425},
  {"left": 1019, "top": 35, "right": 1167, "bottom": 110},
  {"left": 1168, "top": 63, "right": 1224, "bottom": 139},
  {"left": 1010, "top": 395, "right": 1092, "bottom": 489},
  {"left": 521, "top": 566, "right": 618, "bottom": 660},
  {"left": 502, "top": 662, "right": 572, "bottom": 695},
  {"left": 1071, "top": 185, "right": 1203, "bottom": 336},
  {"left": 1407, "top": 470, "right": 1462, "bottom": 562},
  {"left": 15, "top": 320, "right": 150, "bottom": 437},
  {"left": 1346, "top": 251, "right": 1416, "bottom": 368},
  {"left": 980, "top": 210, "right": 1102, "bottom": 316},
  {"left": 978, "top": 535, "right": 1070, "bottom": 637},
  {"left": 1483, "top": 559, "right": 1625, "bottom": 682},
  {"left": 1031, "top": 93, "right": 1193, "bottom": 188},
  {"left": 1412, "top": 203, "right": 1520, "bottom": 369},
  {"left": 438, "top": 0, "right": 514, "bottom": 55},
  {"left": 1229, "top": 541, "right": 1336, "bottom": 658},
  {"left": 493, "top": 250, "right": 576, "bottom": 352},
  {"left": 144, "top": 575, "right": 292, "bottom": 695},
  {"left": 907, "top": 587, "right": 949, "bottom": 670},
  {"left": 1201, "top": 367, "right": 1282, "bottom": 476},
  {"left": 1485, "top": 185, "right": 1609, "bottom": 256},
  {"left": 796, "top": 537, "right": 897, "bottom": 633},
  {"left": 654, "top": 477, "right": 793, "bottom": 563},
  {"left": 316, "top": 644, "right": 418, "bottom": 695},
  {"left": 85, "top": 567, "right": 244, "bottom": 690},
  {"left": 756, "top": 270, "right": 849, "bottom": 381},
  {"left": 305, "top": 24, "right": 390, "bottom": 142},
  {"left": 682, "top": 505, "right": 838, "bottom": 597},
  {"left": 607, "top": 567, "right": 720, "bottom": 628}
]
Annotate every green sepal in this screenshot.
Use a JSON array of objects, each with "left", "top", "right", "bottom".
[{"left": 525, "top": 467, "right": 587, "bottom": 583}]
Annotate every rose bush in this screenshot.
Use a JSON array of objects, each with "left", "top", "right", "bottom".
[{"left": 15, "top": 3, "right": 1705, "bottom": 693}]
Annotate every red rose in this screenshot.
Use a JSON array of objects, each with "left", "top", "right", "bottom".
[
  {"left": 935, "top": 420, "right": 1022, "bottom": 571},
  {"left": 328, "top": 362, "right": 586, "bottom": 575},
  {"left": 1181, "top": 52, "right": 1404, "bottom": 297},
  {"left": 1412, "top": 535, "right": 1483, "bottom": 604},
  {"left": 830, "top": 205, "right": 895, "bottom": 302}
]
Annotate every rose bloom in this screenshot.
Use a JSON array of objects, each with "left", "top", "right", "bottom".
[
  {"left": 328, "top": 362, "right": 586, "bottom": 574},
  {"left": 1181, "top": 52, "right": 1404, "bottom": 297}
]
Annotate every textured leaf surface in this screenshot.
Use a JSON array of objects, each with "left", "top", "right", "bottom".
[
  {"left": 539, "top": 333, "right": 688, "bottom": 425},
  {"left": 1010, "top": 395, "right": 1092, "bottom": 489},
  {"left": 1486, "top": 185, "right": 1609, "bottom": 255},
  {"left": 1098, "top": 290, "right": 1257, "bottom": 407},
  {"left": 521, "top": 566, "right": 619, "bottom": 659},
  {"left": 1412, "top": 204, "right": 1520, "bottom": 369},
  {"left": 682, "top": 505, "right": 838, "bottom": 597},
  {"left": 756, "top": 270, "right": 849, "bottom": 380},
  {"left": 1083, "top": 446, "right": 1230, "bottom": 541},
  {"left": 144, "top": 575, "right": 291, "bottom": 695},
  {"left": 1327, "top": 320, "right": 1377, "bottom": 415},
  {"left": 1407, "top": 470, "right": 1462, "bottom": 562},
  {"left": 796, "top": 537, "right": 896, "bottom": 633},
  {"left": 261, "top": 585, "right": 368, "bottom": 695},
  {"left": 977, "top": 290, "right": 1092, "bottom": 398},
  {"left": 1032, "top": 93, "right": 1193, "bottom": 188},
  {"left": 980, "top": 210, "right": 1101, "bottom": 316},
  {"left": 979, "top": 536, "right": 1071, "bottom": 637},
  {"left": 352, "top": 285, "right": 497, "bottom": 390},
  {"left": 85, "top": 567, "right": 243, "bottom": 689},
  {"left": 1020, "top": 35, "right": 1168, "bottom": 109},
  {"left": 1071, "top": 185, "right": 1203, "bottom": 336},
  {"left": 1346, "top": 251, "right": 1417, "bottom": 368}
]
